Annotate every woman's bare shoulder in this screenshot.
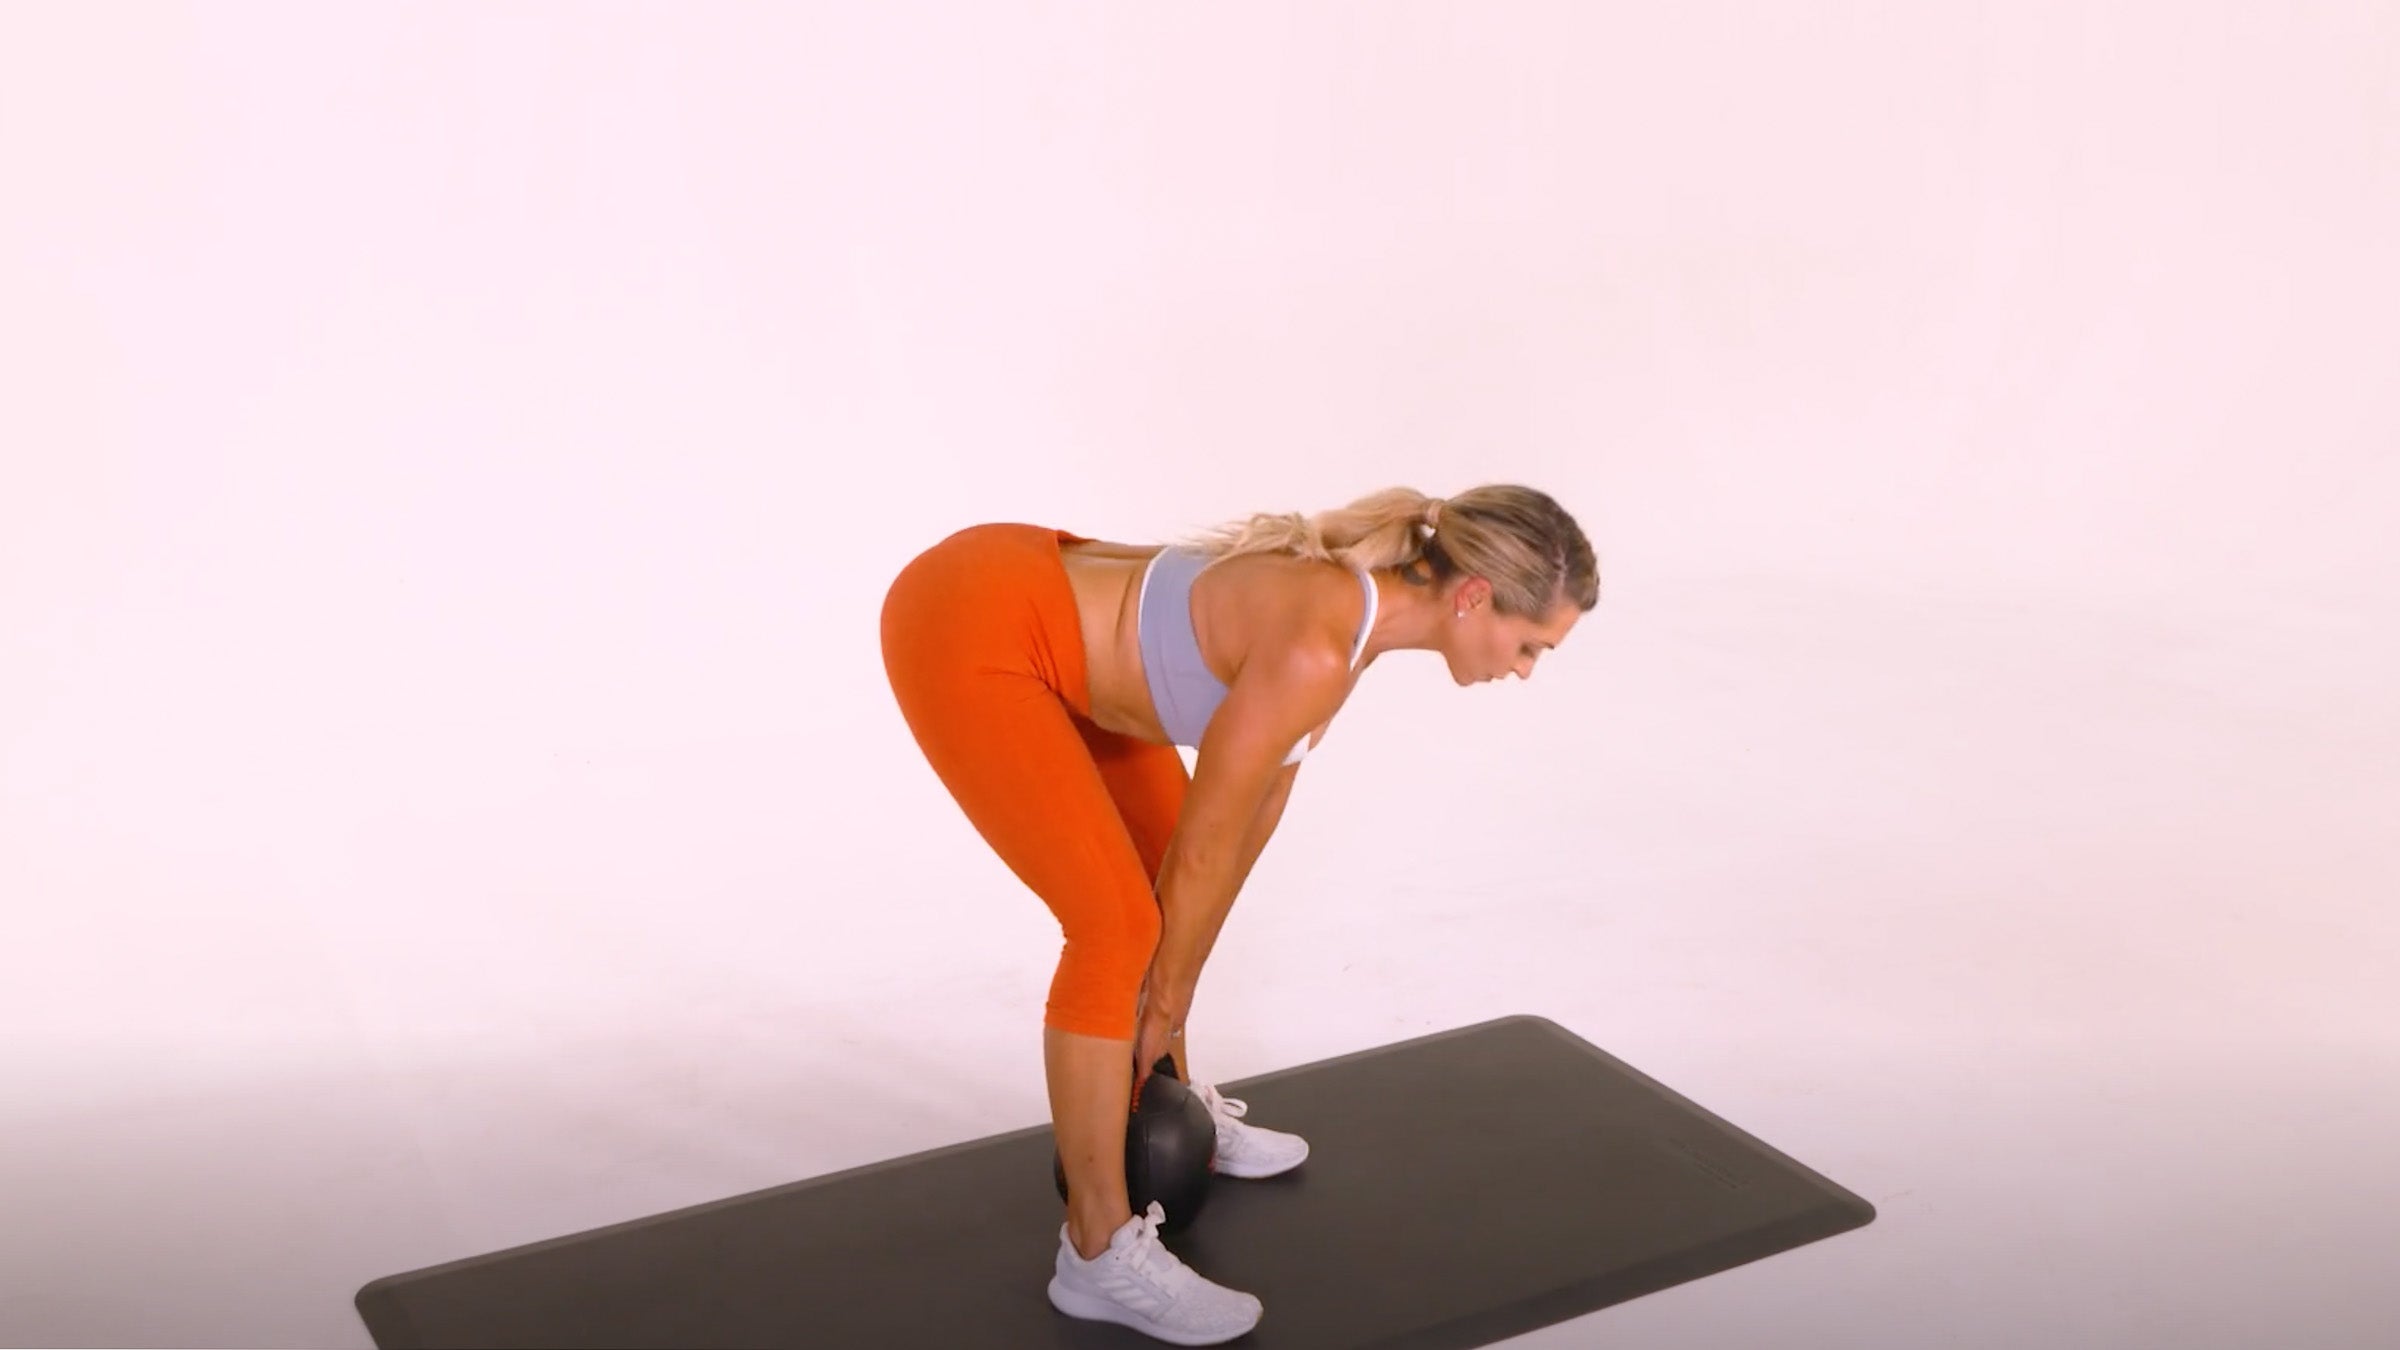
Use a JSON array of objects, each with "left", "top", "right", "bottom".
[{"left": 1212, "top": 552, "right": 1367, "bottom": 660}]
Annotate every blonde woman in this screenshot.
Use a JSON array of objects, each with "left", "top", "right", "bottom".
[{"left": 879, "top": 485, "right": 1597, "bottom": 1344}]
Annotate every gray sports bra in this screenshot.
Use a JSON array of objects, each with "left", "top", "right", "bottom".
[{"left": 1136, "top": 546, "right": 1378, "bottom": 766}]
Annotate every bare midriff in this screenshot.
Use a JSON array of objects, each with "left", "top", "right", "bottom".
[{"left": 1057, "top": 541, "right": 1175, "bottom": 742}]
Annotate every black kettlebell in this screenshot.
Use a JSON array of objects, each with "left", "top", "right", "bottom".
[{"left": 1052, "top": 1053, "right": 1218, "bottom": 1231}]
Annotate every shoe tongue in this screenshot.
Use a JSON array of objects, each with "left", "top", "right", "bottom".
[{"left": 1113, "top": 1208, "right": 1160, "bottom": 1250}]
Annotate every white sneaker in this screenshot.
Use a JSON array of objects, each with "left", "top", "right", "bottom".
[
  {"left": 1193, "top": 1083, "right": 1310, "bottom": 1179},
  {"left": 1047, "top": 1201, "right": 1264, "bottom": 1345}
]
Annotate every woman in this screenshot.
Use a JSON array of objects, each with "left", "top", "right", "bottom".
[{"left": 878, "top": 483, "right": 1598, "bottom": 1344}]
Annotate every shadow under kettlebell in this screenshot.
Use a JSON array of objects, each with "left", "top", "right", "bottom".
[{"left": 1052, "top": 1053, "right": 1218, "bottom": 1231}]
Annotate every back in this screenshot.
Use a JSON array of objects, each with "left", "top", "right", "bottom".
[{"left": 1137, "top": 547, "right": 1376, "bottom": 763}]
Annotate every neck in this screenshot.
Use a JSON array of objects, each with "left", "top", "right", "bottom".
[{"left": 1359, "top": 568, "right": 1449, "bottom": 660}]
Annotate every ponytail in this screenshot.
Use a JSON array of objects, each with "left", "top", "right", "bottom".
[
  {"left": 1180, "top": 484, "right": 1599, "bottom": 616},
  {"left": 1180, "top": 486, "right": 1442, "bottom": 573}
]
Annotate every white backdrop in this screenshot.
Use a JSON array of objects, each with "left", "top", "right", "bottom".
[{"left": 4, "top": 3, "right": 2395, "bottom": 1347}]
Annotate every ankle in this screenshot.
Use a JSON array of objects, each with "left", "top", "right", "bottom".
[{"left": 1068, "top": 1209, "right": 1131, "bottom": 1259}]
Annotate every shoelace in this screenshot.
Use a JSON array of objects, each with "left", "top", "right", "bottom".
[
  {"left": 1198, "top": 1084, "right": 1249, "bottom": 1121},
  {"left": 1113, "top": 1204, "right": 1180, "bottom": 1284}
]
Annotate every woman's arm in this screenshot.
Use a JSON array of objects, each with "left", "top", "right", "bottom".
[
  {"left": 1151, "top": 650, "right": 1345, "bottom": 1001},
  {"left": 1228, "top": 759, "right": 1299, "bottom": 901},
  {"left": 1166, "top": 758, "right": 1298, "bottom": 983}
]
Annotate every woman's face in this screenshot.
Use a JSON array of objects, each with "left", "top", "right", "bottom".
[{"left": 1443, "top": 580, "right": 1580, "bottom": 685}]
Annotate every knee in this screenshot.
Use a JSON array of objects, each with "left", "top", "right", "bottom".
[{"left": 1046, "top": 908, "right": 1160, "bottom": 1039}]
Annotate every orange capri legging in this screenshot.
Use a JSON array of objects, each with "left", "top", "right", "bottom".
[{"left": 879, "top": 522, "right": 1189, "bottom": 1040}]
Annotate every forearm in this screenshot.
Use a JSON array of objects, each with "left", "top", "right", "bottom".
[
  {"left": 1152, "top": 770, "right": 1294, "bottom": 997},
  {"left": 1151, "top": 859, "right": 1236, "bottom": 1001}
]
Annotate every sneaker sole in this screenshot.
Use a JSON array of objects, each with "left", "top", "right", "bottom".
[{"left": 1046, "top": 1275, "right": 1261, "bottom": 1345}]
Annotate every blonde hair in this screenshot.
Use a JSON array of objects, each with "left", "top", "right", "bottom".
[{"left": 1180, "top": 484, "right": 1599, "bottom": 617}]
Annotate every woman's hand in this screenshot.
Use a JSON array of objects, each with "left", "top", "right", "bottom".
[
  {"left": 1131, "top": 972, "right": 1188, "bottom": 1100},
  {"left": 1133, "top": 1004, "right": 1178, "bottom": 1099}
]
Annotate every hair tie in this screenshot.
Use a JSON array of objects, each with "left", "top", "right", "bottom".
[{"left": 1424, "top": 499, "right": 1444, "bottom": 531}]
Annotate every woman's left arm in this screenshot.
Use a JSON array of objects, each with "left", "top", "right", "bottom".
[
  {"left": 1227, "top": 758, "right": 1300, "bottom": 897},
  {"left": 1152, "top": 758, "right": 1299, "bottom": 1009}
]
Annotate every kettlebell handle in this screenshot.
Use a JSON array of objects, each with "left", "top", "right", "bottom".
[{"left": 1132, "top": 1052, "right": 1181, "bottom": 1112}]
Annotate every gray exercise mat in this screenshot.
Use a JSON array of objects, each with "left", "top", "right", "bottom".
[{"left": 355, "top": 1015, "right": 1874, "bottom": 1348}]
